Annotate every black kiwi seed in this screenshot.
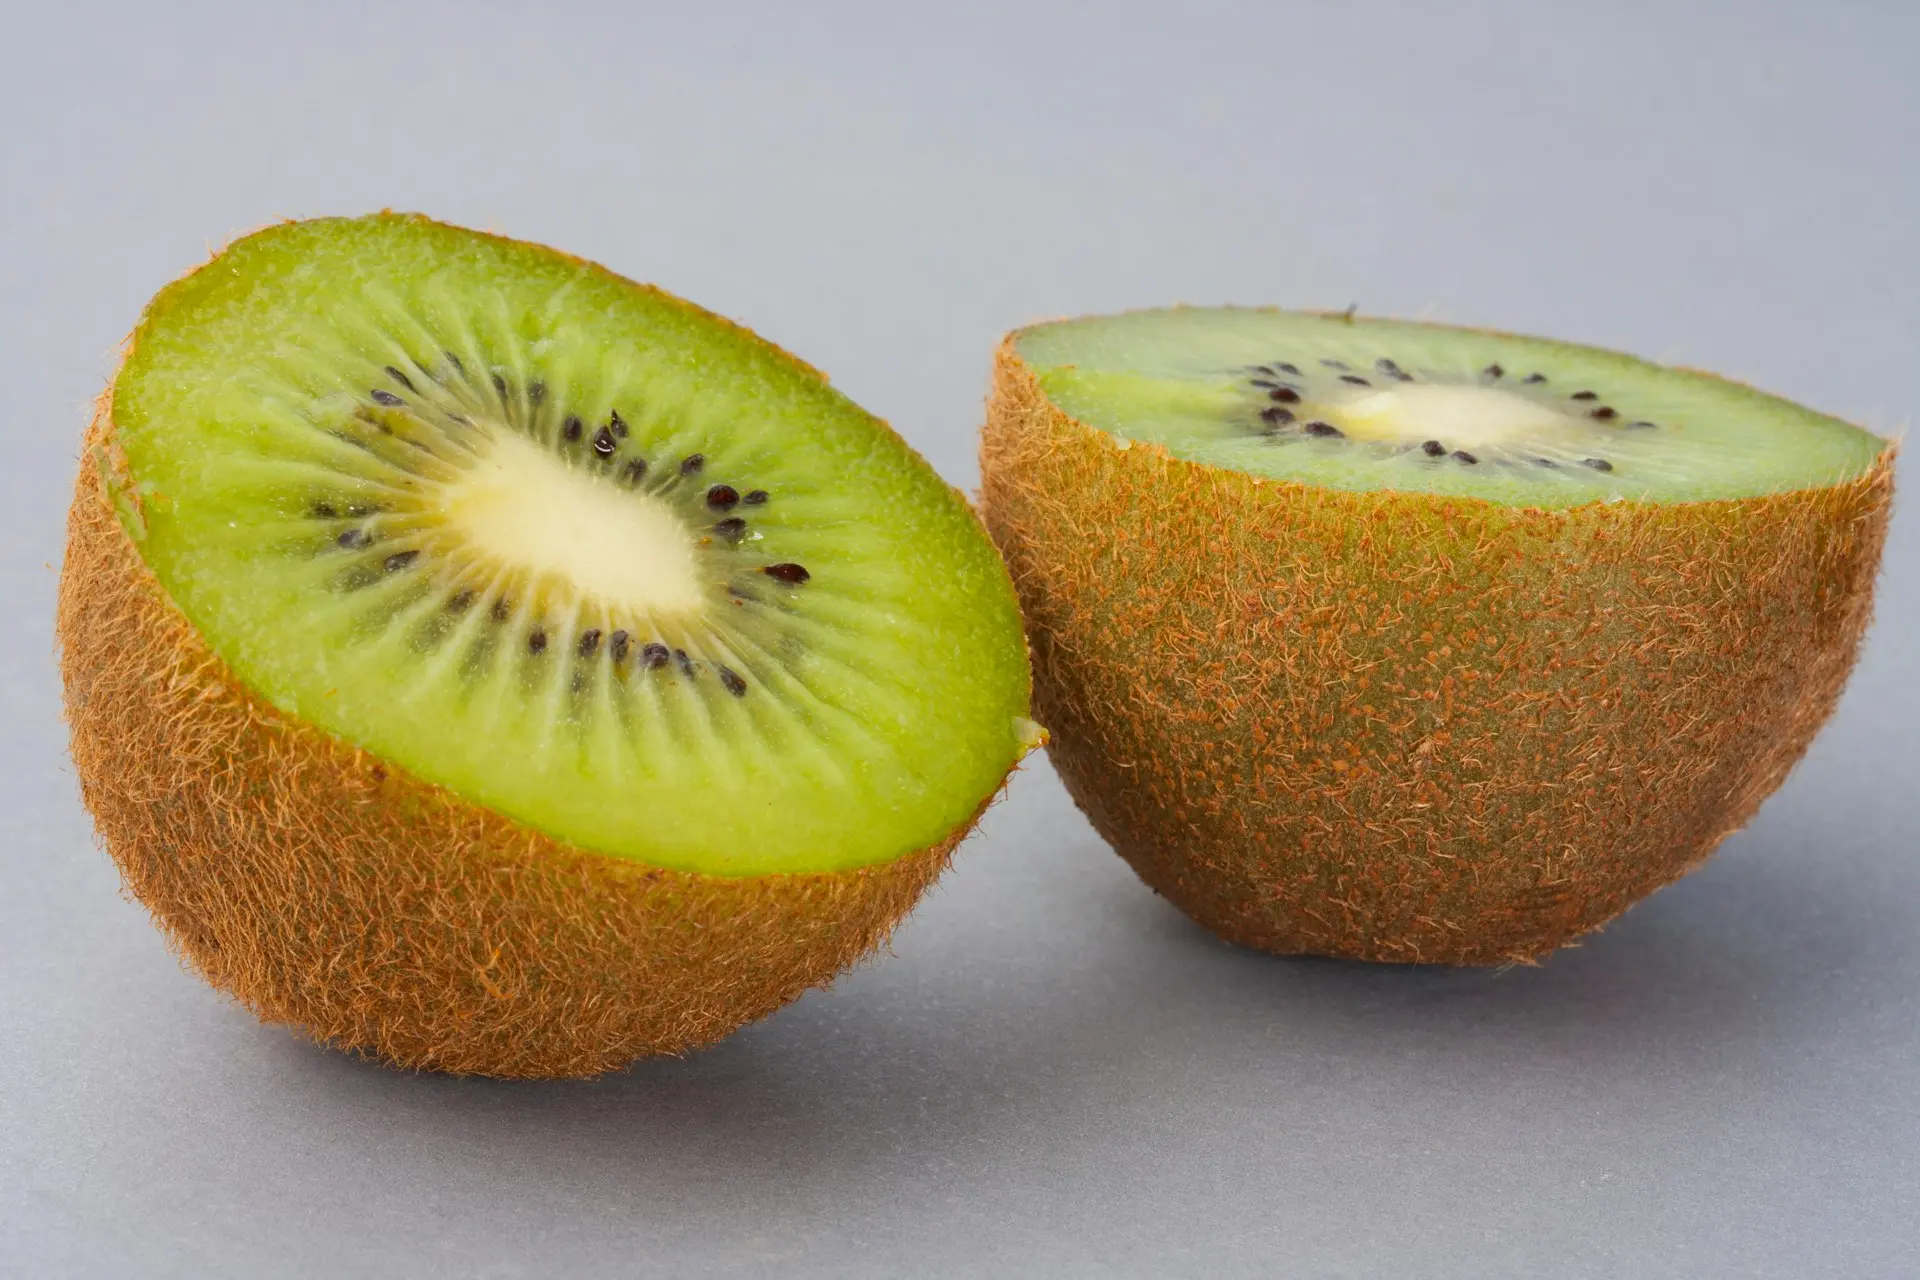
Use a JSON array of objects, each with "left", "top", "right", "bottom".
[
  {"left": 1320, "top": 358, "right": 1350, "bottom": 370},
  {"left": 1421, "top": 440, "right": 1446, "bottom": 457},
  {"left": 1268, "top": 387, "right": 1301, "bottom": 404},
  {"left": 609, "top": 630, "right": 631, "bottom": 662},
  {"left": 742, "top": 489, "right": 769, "bottom": 505},
  {"left": 1482, "top": 363, "right": 1504, "bottom": 380},
  {"left": 718, "top": 666, "right": 748, "bottom": 697},
  {"left": 1276, "top": 362, "right": 1302, "bottom": 376},
  {"left": 1627, "top": 420, "right": 1657, "bottom": 430},
  {"left": 528, "top": 380, "right": 546, "bottom": 405},
  {"left": 1250, "top": 378, "right": 1280, "bottom": 390},
  {"left": 1304, "top": 421, "right": 1343, "bottom": 438},
  {"left": 385, "top": 366, "right": 416, "bottom": 392},
  {"left": 674, "top": 649, "right": 695, "bottom": 677},
  {"left": 713, "top": 517, "right": 748, "bottom": 542},
  {"left": 1259, "top": 406, "right": 1295, "bottom": 426},
  {"left": 592, "top": 425, "right": 616, "bottom": 457},
  {"left": 621, "top": 458, "right": 649, "bottom": 484},
  {"left": 491, "top": 598, "right": 512, "bottom": 622},
  {"left": 443, "top": 351, "right": 464, "bottom": 375},
  {"left": 528, "top": 629, "right": 548, "bottom": 655},
  {"left": 1581, "top": 457, "right": 1614, "bottom": 472},
  {"left": 447, "top": 589, "right": 475, "bottom": 612},
  {"left": 383, "top": 550, "right": 419, "bottom": 573},
  {"left": 1523, "top": 373, "right": 1547, "bottom": 384},
  {"left": 311, "top": 501, "right": 337, "bottom": 518},
  {"left": 563, "top": 416, "right": 583, "bottom": 442},
  {"left": 1338, "top": 374, "right": 1371, "bottom": 387},
  {"left": 370, "top": 389, "right": 404, "bottom": 407},
  {"left": 1590, "top": 406, "right": 1617, "bottom": 420},
  {"left": 609, "top": 409, "right": 629, "bottom": 438},
  {"left": 577, "top": 628, "right": 602, "bottom": 657},
  {"left": 338, "top": 528, "right": 370, "bottom": 549},
  {"left": 491, "top": 372, "right": 508, "bottom": 398},
  {"left": 1534, "top": 457, "right": 1559, "bottom": 467},
  {"left": 764, "top": 563, "right": 811, "bottom": 584},
  {"left": 681, "top": 454, "right": 705, "bottom": 475},
  {"left": 707, "top": 484, "right": 740, "bottom": 510},
  {"left": 1570, "top": 390, "right": 1598, "bottom": 401},
  {"left": 1453, "top": 450, "right": 1480, "bottom": 465},
  {"left": 641, "top": 642, "right": 670, "bottom": 669}
]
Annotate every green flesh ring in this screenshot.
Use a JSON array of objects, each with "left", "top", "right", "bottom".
[
  {"left": 1017, "top": 308, "right": 1887, "bottom": 506},
  {"left": 107, "top": 214, "right": 1034, "bottom": 876}
]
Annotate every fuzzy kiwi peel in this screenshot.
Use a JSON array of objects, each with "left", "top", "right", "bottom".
[
  {"left": 59, "top": 213, "right": 1039, "bottom": 1077},
  {"left": 981, "top": 306, "right": 1893, "bottom": 965}
]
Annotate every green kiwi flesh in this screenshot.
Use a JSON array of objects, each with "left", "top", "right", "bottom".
[
  {"left": 107, "top": 213, "right": 1035, "bottom": 876},
  {"left": 1018, "top": 307, "right": 1887, "bottom": 506}
]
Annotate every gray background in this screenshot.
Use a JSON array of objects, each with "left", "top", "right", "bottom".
[{"left": 4, "top": 2, "right": 1917, "bottom": 1275}]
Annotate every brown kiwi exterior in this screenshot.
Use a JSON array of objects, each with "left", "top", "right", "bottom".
[
  {"left": 981, "top": 332, "right": 1894, "bottom": 965},
  {"left": 59, "top": 335, "right": 1013, "bottom": 1082}
]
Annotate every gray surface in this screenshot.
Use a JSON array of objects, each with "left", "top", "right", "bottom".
[{"left": 4, "top": 1, "right": 1918, "bottom": 1275}]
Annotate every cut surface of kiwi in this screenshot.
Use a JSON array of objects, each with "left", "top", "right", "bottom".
[
  {"left": 983, "top": 307, "right": 1893, "bottom": 965},
  {"left": 1018, "top": 307, "right": 1886, "bottom": 506},
  {"left": 107, "top": 214, "right": 1034, "bottom": 876}
]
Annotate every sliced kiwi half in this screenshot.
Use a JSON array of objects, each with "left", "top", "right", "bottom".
[
  {"left": 982, "top": 306, "right": 1893, "bottom": 965},
  {"left": 59, "top": 213, "right": 1037, "bottom": 1076}
]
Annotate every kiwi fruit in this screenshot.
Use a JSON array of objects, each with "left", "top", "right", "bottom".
[
  {"left": 981, "top": 306, "right": 1893, "bottom": 965},
  {"left": 58, "top": 213, "right": 1040, "bottom": 1077}
]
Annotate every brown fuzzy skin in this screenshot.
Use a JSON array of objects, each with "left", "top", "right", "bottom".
[
  {"left": 982, "top": 339, "right": 1894, "bottom": 965},
  {"left": 60, "top": 404, "right": 983, "bottom": 1078}
]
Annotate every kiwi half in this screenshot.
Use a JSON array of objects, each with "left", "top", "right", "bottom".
[
  {"left": 981, "top": 307, "right": 1893, "bottom": 965},
  {"left": 59, "top": 213, "right": 1038, "bottom": 1076}
]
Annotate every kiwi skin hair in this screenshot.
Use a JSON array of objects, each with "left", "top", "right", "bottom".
[
  {"left": 981, "top": 324, "right": 1894, "bottom": 965},
  {"left": 58, "top": 219, "right": 1034, "bottom": 1078}
]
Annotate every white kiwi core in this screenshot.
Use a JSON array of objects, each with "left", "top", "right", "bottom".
[
  {"left": 440, "top": 427, "right": 706, "bottom": 615},
  {"left": 1338, "top": 384, "right": 1572, "bottom": 449}
]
